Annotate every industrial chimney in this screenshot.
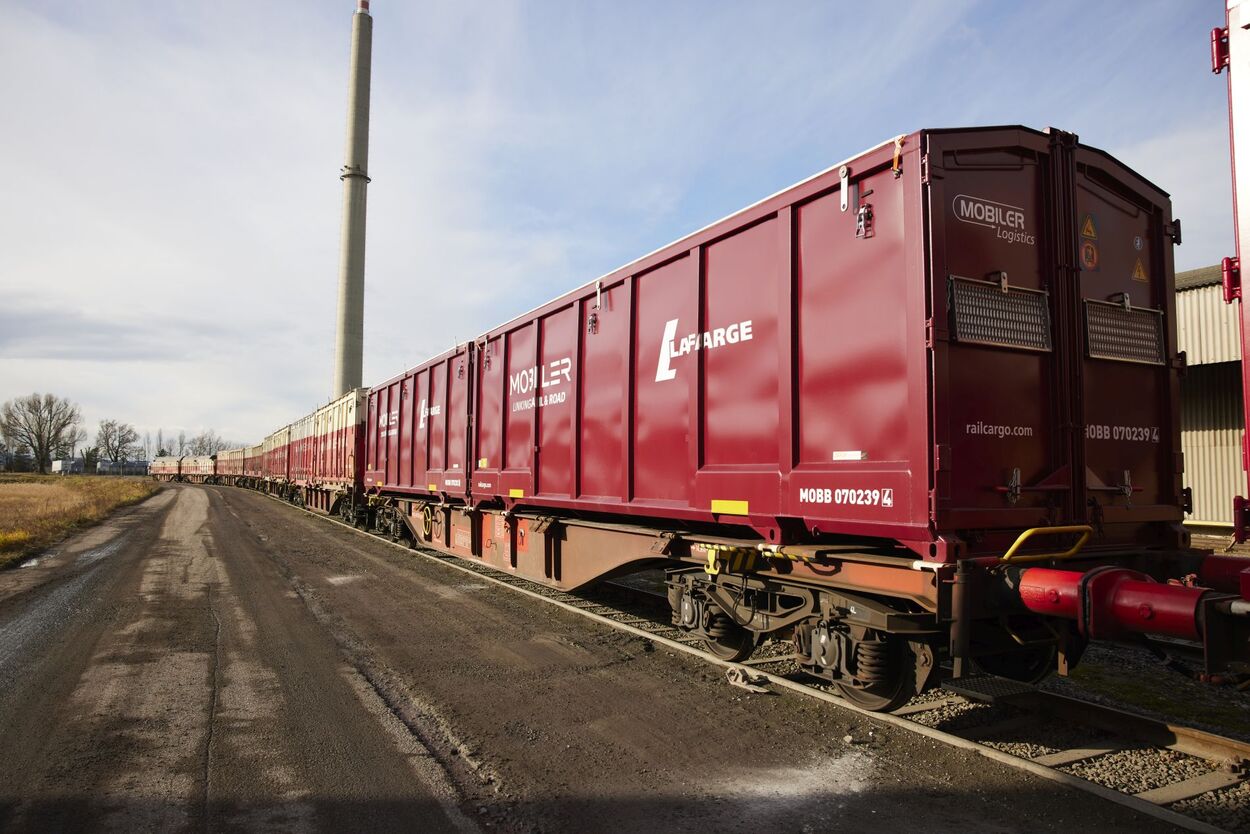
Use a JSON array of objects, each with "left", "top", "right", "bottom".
[{"left": 332, "top": 0, "right": 373, "bottom": 397}]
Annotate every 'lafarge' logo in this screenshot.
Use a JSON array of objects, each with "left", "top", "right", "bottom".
[
  {"left": 952, "top": 194, "right": 1036, "bottom": 246},
  {"left": 655, "top": 318, "right": 753, "bottom": 382}
]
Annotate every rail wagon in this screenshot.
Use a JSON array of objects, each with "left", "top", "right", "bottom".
[
  {"left": 150, "top": 456, "right": 182, "bottom": 482},
  {"left": 215, "top": 448, "right": 245, "bottom": 485},
  {"left": 179, "top": 456, "right": 215, "bottom": 484},
  {"left": 352, "top": 125, "right": 1250, "bottom": 709},
  {"left": 262, "top": 426, "right": 291, "bottom": 496},
  {"left": 310, "top": 388, "right": 367, "bottom": 515},
  {"left": 288, "top": 388, "right": 368, "bottom": 515},
  {"left": 243, "top": 442, "right": 265, "bottom": 487}
]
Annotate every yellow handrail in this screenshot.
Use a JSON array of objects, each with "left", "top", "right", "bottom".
[{"left": 999, "top": 525, "right": 1093, "bottom": 564}]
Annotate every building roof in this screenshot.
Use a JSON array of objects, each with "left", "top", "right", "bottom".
[{"left": 1177, "top": 264, "right": 1222, "bottom": 291}]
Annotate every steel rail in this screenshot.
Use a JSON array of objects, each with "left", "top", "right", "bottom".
[{"left": 233, "top": 486, "right": 1232, "bottom": 834}]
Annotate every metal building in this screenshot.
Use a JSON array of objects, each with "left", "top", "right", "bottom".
[{"left": 1176, "top": 264, "right": 1243, "bottom": 530}]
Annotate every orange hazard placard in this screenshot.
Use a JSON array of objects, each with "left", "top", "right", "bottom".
[
  {"left": 1080, "top": 240, "right": 1099, "bottom": 271},
  {"left": 1132, "top": 258, "right": 1148, "bottom": 282}
]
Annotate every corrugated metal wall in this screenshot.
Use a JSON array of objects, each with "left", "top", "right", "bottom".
[
  {"left": 1181, "top": 362, "right": 1244, "bottom": 526},
  {"left": 1177, "top": 283, "right": 1242, "bottom": 365}
]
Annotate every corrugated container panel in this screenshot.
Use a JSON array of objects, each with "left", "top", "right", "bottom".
[
  {"left": 1176, "top": 284, "right": 1241, "bottom": 366},
  {"left": 216, "top": 447, "right": 245, "bottom": 477},
  {"left": 313, "top": 388, "right": 366, "bottom": 486},
  {"left": 243, "top": 443, "right": 265, "bottom": 478},
  {"left": 1181, "top": 362, "right": 1244, "bottom": 526},
  {"left": 262, "top": 426, "right": 291, "bottom": 480},
  {"left": 290, "top": 411, "right": 316, "bottom": 483}
]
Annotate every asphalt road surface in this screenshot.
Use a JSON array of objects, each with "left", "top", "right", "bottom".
[{"left": 0, "top": 484, "right": 1180, "bottom": 833}]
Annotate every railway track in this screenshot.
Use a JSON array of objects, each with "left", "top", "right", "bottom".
[{"left": 254, "top": 488, "right": 1250, "bottom": 833}]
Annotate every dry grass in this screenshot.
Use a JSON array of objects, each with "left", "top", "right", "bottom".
[{"left": 0, "top": 474, "right": 159, "bottom": 568}]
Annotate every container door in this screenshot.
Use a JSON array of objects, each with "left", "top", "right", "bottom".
[
  {"left": 1072, "top": 148, "right": 1180, "bottom": 533},
  {"left": 928, "top": 131, "right": 1070, "bottom": 530}
]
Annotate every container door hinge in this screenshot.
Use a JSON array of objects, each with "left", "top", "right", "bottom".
[
  {"left": 1213, "top": 27, "right": 1231, "bottom": 74},
  {"left": 1165, "top": 218, "right": 1182, "bottom": 245},
  {"left": 933, "top": 444, "right": 950, "bottom": 471},
  {"left": 925, "top": 317, "right": 936, "bottom": 348},
  {"left": 920, "top": 153, "right": 931, "bottom": 185},
  {"left": 1223, "top": 256, "right": 1241, "bottom": 304},
  {"left": 928, "top": 489, "right": 938, "bottom": 517}
]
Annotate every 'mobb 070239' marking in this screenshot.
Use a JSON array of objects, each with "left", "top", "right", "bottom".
[
  {"left": 1086, "top": 424, "right": 1160, "bottom": 443},
  {"left": 799, "top": 488, "right": 893, "bottom": 507}
]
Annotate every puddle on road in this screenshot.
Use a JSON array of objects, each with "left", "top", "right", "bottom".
[
  {"left": 326, "top": 575, "right": 365, "bottom": 586},
  {"left": 19, "top": 558, "right": 39, "bottom": 569}
]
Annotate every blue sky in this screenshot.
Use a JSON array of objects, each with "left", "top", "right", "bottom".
[{"left": 0, "top": 0, "right": 1235, "bottom": 445}]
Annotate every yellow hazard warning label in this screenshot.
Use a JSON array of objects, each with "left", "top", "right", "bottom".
[
  {"left": 1132, "top": 258, "right": 1148, "bottom": 282},
  {"left": 1080, "top": 215, "right": 1098, "bottom": 240}
]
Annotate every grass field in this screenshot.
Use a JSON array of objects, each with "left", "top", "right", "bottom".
[{"left": 0, "top": 474, "right": 160, "bottom": 568}]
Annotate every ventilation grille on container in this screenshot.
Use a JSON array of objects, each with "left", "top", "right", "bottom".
[
  {"left": 1084, "top": 300, "right": 1165, "bottom": 365},
  {"left": 949, "top": 276, "right": 1052, "bottom": 352}
]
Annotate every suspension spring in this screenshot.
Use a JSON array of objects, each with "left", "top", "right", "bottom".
[
  {"left": 855, "top": 639, "right": 890, "bottom": 683},
  {"left": 705, "top": 612, "right": 736, "bottom": 639}
]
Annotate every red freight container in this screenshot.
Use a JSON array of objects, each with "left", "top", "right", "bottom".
[
  {"left": 313, "top": 388, "right": 366, "bottom": 489},
  {"left": 289, "top": 411, "right": 316, "bottom": 486},
  {"left": 243, "top": 443, "right": 265, "bottom": 481},
  {"left": 150, "top": 456, "right": 181, "bottom": 481},
  {"left": 262, "top": 425, "right": 290, "bottom": 489},
  {"left": 365, "top": 346, "right": 472, "bottom": 501},
  {"left": 298, "top": 126, "right": 1250, "bottom": 705},
  {"left": 216, "top": 447, "right": 245, "bottom": 482},
  {"left": 455, "top": 126, "right": 1181, "bottom": 560},
  {"left": 181, "top": 455, "right": 215, "bottom": 484},
  {"left": 287, "top": 389, "right": 367, "bottom": 514}
]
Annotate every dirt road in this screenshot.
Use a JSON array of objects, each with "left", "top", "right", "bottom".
[{"left": 0, "top": 485, "right": 1178, "bottom": 833}]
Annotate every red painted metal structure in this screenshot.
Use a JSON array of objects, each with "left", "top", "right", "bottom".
[
  {"left": 350, "top": 125, "right": 1250, "bottom": 707},
  {"left": 1216, "top": 5, "right": 1250, "bottom": 554},
  {"left": 216, "top": 447, "right": 245, "bottom": 484},
  {"left": 181, "top": 123, "right": 1250, "bottom": 709},
  {"left": 368, "top": 127, "right": 1183, "bottom": 558},
  {"left": 292, "top": 389, "right": 367, "bottom": 513},
  {"left": 150, "top": 456, "right": 181, "bottom": 482}
]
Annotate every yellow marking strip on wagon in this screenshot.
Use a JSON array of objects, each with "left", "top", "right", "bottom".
[
  {"left": 509, "top": 488, "right": 524, "bottom": 498},
  {"left": 428, "top": 483, "right": 437, "bottom": 491},
  {"left": 711, "top": 499, "right": 749, "bottom": 516},
  {"left": 478, "top": 457, "right": 489, "bottom": 468}
]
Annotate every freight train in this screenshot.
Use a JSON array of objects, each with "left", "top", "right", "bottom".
[{"left": 154, "top": 125, "right": 1250, "bottom": 711}]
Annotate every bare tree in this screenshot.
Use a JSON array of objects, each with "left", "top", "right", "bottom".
[
  {"left": 187, "top": 429, "right": 232, "bottom": 456},
  {"left": 177, "top": 430, "right": 187, "bottom": 456},
  {"left": 156, "top": 428, "right": 165, "bottom": 457},
  {"left": 97, "top": 419, "right": 141, "bottom": 463},
  {"left": 0, "top": 393, "right": 84, "bottom": 474},
  {"left": 58, "top": 427, "right": 88, "bottom": 462},
  {"left": 143, "top": 430, "right": 152, "bottom": 461}
]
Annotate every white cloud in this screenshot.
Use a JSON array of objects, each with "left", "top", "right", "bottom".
[{"left": 0, "top": 0, "right": 1236, "bottom": 450}]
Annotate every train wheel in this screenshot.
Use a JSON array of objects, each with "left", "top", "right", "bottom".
[
  {"left": 702, "top": 612, "right": 755, "bottom": 663},
  {"left": 834, "top": 635, "right": 917, "bottom": 713},
  {"left": 974, "top": 645, "right": 1055, "bottom": 685}
]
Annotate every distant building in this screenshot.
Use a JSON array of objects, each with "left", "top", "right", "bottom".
[
  {"left": 97, "top": 460, "right": 150, "bottom": 476},
  {"left": 1176, "top": 265, "right": 1243, "bottom": 530},
  {"left": 51, "top": 459, "right": 84, "bottom": 475}
]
